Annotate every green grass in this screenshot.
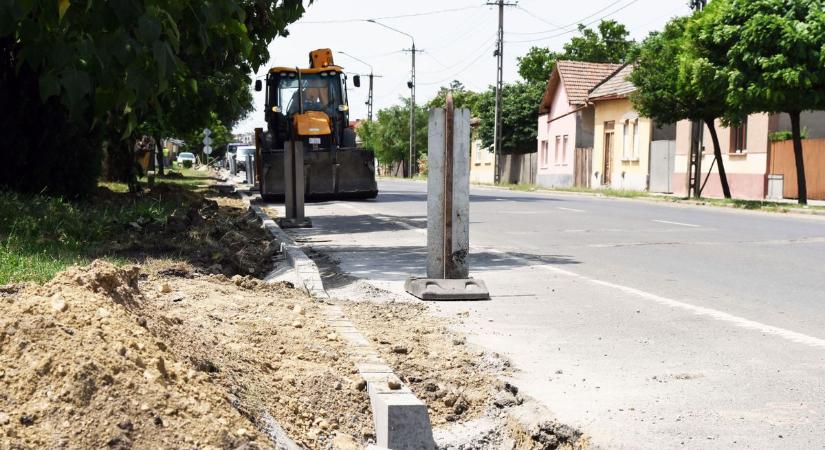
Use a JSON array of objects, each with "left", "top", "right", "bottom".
[
  {"left": 668, "top": 197, "right": 825, "bottom": 213},
  {"left": 474, "top": 181, "right": 539, "bottom": 192},
  {"left": 151, "top": 165, "right": 218, "bottom": 190},
  {"left": 0, "top": 171, "right": 213, "bottom": 285}
]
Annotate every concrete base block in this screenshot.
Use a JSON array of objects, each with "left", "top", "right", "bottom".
[
  {"left": 405, "top": 277, "right": 490, "bottom": 301},
  {"left": 370, "top": 391, "right": 435, "bottom": 450},
  {"left": 277, "top": 217, "right": 313, "bottom": 229}
]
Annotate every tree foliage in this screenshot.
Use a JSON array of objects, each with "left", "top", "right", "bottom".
[
  {"left": 425, "top": 81, "right": 482, "bottom": 116},
  {"left": 517, "top": 47, "right": 560, "bottom": 85},
  {"left": 517, "top": 20, "right": 635, "bottom": 84},
  {"left": 0, "top": 0, "right": 308, "bottom": 196},
  {"left": 691, "top": 0, "right": 825, "bottom": 204},
  {"left": 357, "top": 98, "right": 427, "bottom": 168},
  {"left": 476, "top": 81, "right": 545, "bottom": 155},
  {"left": 630, "top": 14, "right": 733, "bottom": 198},
  {"left": 563, "top": 20, "right": 636, "bottom": 64}
]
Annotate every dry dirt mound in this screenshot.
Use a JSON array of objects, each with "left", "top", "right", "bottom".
[
  {"left": 140, "top": 267, "right": 374, "bottom": 448},
  {"left": 103, "top": 189, "right": 276, "bottom": 279},
  {"left": 0, "top": 261, "right": 268, "bottom": 449}
]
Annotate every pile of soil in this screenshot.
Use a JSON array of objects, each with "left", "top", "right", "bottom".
[
  {"left": 0, "top": 261, "right": 268, "bottom": 449},
  {"left": 104, "top": 186, "right": 276, "bottom": 279},
  {"left": 0, "top": 260, "right": 375, "bottom": 449},
  {"left": 140, "top": 263, "right": 374, "bottom": 447}
]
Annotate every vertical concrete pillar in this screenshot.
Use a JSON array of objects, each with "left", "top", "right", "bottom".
[
  {"left": 426, "top": 108, "right": 471, "bottom": 279},
  {"left": 245, "top": 154, "right": 254, "bottom": 184},
  {"left": 426, "top": 108, "right": 446, "bottom": 278},
  {"left": 281, "top": 141, "right": 311, "bottom": 228}
]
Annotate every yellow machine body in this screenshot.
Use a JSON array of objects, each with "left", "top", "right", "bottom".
[
  {"left": 293, "top": 111, "right": 331, "bottom": 136},
  {"left": 257, "top": 49, "right": 378, "bottom": 200}
]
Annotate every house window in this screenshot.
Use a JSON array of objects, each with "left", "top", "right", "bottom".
[
  {"left": 730, "top": 120, "right": 748, "bottom": 153},
  {"left": 555, "top": 136, "right": 561, "bottom": 165},
  {"left": 632, "top": 119, "right": 640, "bottom": 159},
  {"left": 540, "top": 140, "right": 549, "bottom": 168},
  {"left": 622, "top": 121, "right": 630, "bottom": 159},
  {"left": 562, "top": 135, "right": 568, "bottom": 165}
]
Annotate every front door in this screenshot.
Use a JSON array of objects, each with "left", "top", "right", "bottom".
[{"left": 603, "top": 122, "right": 614, "bottom": 186}]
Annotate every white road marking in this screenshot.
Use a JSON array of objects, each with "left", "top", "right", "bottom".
[
  {"left": 558, "top": 207, "right": 586, "bottom": 213},
  {"left": 653, "top": 219, "right": 700, "bottom": 228},
  {"left": 482, "top": 248, "right": 825, "bottom": 350}
]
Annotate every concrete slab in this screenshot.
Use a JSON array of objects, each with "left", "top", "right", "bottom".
[
  {"left": 356, "top": 362, "right": 395, "bottom": 374},
  {"left": 370, "top": 392, "right": 436, "bottom": 450},
  {"left": 338, "top": 331, "right": 372, "bottom": 347}
]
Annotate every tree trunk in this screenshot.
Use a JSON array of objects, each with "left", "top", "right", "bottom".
[
  {"left": 790, "top": 111, "right": 807, "bottom": 205},
  {"left": 156, "top": 135, "right": 165, "bottom": 176},
  {"left": 705, "top": 118, "right": 732, "bottom": 199}
]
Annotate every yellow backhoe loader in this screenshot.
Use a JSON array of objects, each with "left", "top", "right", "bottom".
[{"left": 254, "top": 48, "right": 378, "bottom": 200}]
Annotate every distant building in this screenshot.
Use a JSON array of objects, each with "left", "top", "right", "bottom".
[
  {"left": 537, "top": 60, "right": 622, "bottom": 189},
  {"left": 469, "top": 118, "right": 495, "bottom": 184},
  {"left": 233, "top": 132, "right": 254, "bottom": 144},
  {"left": 588, "top": 64, "right": 667, "bottom": 192},
  {"left": 673, "top": 112, "right": 825, "bottom": 200}
]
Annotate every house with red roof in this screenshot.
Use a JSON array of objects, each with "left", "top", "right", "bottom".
[{"left": 537, "top": 60, "right": 621, "bottom": 188}]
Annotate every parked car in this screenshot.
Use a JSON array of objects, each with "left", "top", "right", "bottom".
[
  {"left": 226, "top": 143, "right": 242, "bottom": 156},
  {"left": 224, "top": 142, "right": 243, "bottom": 169},
  {"left": 176, "top": 152, "right": 197, "bottom": 167},
  {"left": 235, "top": 146, "right": 256, "bottom": 171}
]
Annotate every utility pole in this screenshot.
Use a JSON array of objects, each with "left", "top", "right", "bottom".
[
  {"left": 367, "top": 19, "right": 421, "bottom": 178},
  {"left": 339, "top": 51, "right": 382, "bottom": 122},
  {"left": 403, "top": 44, "right": 424, "bottom": 176},
  {"left": 367, "top": 73, "right": 374, "bottom": 121},
  {"left": 488, "top": 0, "right": 517, "bottom": 184}
]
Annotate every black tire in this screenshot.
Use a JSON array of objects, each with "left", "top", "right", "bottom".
[{"left": 343, "top": 127, "right": 357, "bottom": 148}]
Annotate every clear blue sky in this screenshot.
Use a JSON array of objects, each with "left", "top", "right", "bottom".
[{"left": 234, "top": 0, "right": 691, "bottom": 133}]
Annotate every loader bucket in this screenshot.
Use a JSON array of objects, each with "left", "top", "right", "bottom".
[{"left": 260, "top": 147, "right": 378, "bottom": 201}]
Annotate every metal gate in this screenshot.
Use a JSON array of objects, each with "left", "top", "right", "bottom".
[{"left": 649, "top": 140, "right": 676, "bottom": 193}]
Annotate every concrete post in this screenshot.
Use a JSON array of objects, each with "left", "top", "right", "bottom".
[
  {"left": 229, "top": 154, "right": 236, "bottom": 176},
  {"left": 406, "top": 94, "right": 488, "bottom": 300},
  {"left": 280, "top": 141, "right": 312, "bottom": 228},
  {"left": 245, "top": 154, "right": 254, "bottom": 184},
  {"left": 426, "top": 107, "right": 470, "bottom": 279}
]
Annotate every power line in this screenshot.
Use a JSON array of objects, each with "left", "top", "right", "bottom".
[
  {"left": 300, "top": 4, "right": 484, "bottom": 24},
  {"left": 417, "top": 34, "right": 497, "bottom": 76},
  {"left": 417, "top": 41, "right": 497, "bottom": 86},
  {"left": 514, "top": 5, "right": 560, "bottom": 28},
  {"left": 504, "top": 0, "right": 640, "bottom": 44},
  {"left": 418, "top": 7, "right": 491, "bottom": 53},
  {"left": 505, "top": 0, "right": 626, "bottom": 36}
]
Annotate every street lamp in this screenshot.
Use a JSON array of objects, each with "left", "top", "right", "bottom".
[
  {"left": 367, "top": 19, "right": 419, "bottom": 177},
  {"left": 339, "top": 51, "right": 376, "bottom": 122}
]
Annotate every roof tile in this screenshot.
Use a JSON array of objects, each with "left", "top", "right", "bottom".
[
  {"left": 588, "top": 64, "right": 636, "bottom": 101},
  {"left": 556, "top": 60, "right": 622, "bottom": 105},
  {"left": 539, "top": 60, "right": 623, "bottom": 113}
]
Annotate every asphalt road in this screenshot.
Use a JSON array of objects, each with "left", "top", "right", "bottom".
[{"left": 278, "top": 179, "right": 825, "bottom": 449}]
